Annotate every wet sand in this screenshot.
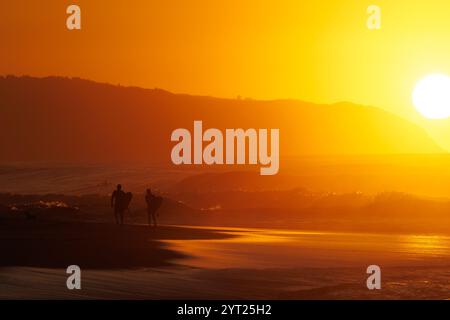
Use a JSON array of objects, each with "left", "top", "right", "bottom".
[
  {"left": 0, "top": 220, "right": 448, "bottom": 299},
  {"left": 1, "top": 265, "right": 448, "bottom": 300}
]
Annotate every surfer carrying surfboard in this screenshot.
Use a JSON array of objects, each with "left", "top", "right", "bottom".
[
  {"left": 145, "top": 188, "right": 163, "bottom": 227},
  {"left": 111, "top": 184, "right": 132, "bottom": 225}
]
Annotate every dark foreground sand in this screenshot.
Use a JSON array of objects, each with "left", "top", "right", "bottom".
[
  {"left": 0, "top": 220, "right": 234, "bottom": 269},
  {"left": 1, "top": 264, "right": 449, "bottom": 299}
]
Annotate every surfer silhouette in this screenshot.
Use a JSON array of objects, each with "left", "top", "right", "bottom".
[
  {"left": 111, "top": 184, "right": 132, "bottom": 225},
  {"left": 145, "top": 188, "right": 163, "bottom": 227}
]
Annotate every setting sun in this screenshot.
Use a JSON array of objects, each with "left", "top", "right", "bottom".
[
  {"left": 413, "top": 74, "right": 450, "bottom": 119},
  {"left": 2, "top": 0, "right": 450, "bottom": 303}
]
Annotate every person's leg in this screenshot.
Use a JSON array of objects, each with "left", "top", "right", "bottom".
[
  {"left": 147, "top": 209, "right": 152, "bottom": 227},
  {"left": 120, "top": 210, "right": 124, "bottom": 225},
  {"left": 114, "top": 208, "right": 119, "bottom": 224},
  {"left": 152, "top": 212, "right": 157, "bottom": 227}
]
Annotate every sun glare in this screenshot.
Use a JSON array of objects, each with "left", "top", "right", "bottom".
[{"left": 413, "top": 74, "right": 450, "bottom": 119}]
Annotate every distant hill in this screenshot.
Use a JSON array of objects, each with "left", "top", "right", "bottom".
[{"left": 0, "top": 76, "right": 442, "bottom": 164}]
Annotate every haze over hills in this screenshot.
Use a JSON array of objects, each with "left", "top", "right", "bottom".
[
  {"left": 0, "top": 76, "right": 443, "bottom": 164},
  {"left": 1, "top": 76, "right": 450, "bottom": 234}
]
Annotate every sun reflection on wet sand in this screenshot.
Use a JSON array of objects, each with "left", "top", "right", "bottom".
[{"left": 163, "top": 226, "right": 450, "bottom": 269}]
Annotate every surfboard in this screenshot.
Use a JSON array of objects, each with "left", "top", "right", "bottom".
[{"left": 123, "top": 192, "right": 133, "bottom": 210}]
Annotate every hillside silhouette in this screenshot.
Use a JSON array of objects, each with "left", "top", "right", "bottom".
[{"left": 0, "top": 75, "right": 442, "bottom": 163}]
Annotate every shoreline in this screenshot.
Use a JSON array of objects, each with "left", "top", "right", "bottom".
[{"left": 0, "top": 219, "right": 235, "bottom": 269}]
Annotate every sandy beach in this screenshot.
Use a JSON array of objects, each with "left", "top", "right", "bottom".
[
  {"left": 0, "top": 220, "right": 233, "bottom": 269},
  {"left": 0, "top": 220, "right": 448, "bottom": 300}
]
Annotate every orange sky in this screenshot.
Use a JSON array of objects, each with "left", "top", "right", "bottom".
[{"left": 2, "top": 0, "right": 450, "bottom": 150}]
